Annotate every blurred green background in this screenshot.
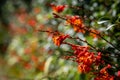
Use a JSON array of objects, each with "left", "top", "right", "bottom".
[{"left": 0, "top": 0, "right": 120, "bottom": 80}]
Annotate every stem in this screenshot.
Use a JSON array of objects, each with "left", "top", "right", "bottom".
[
  {"left": 37, "top": 30, "right": 54, "bottom": 33},
  {"left": 38, "top": 29, "right": 98, "bottom": 51},
  {"left": 62, "top": 42, "right": 74, "bottom": 46},
  {"left": 53, "top": 13, "right": 120, "bottom": 52},
  {"left": 38, "top": 24, "right": 120, "bottom": 56},
  {"left": 85, "top": 27, "right": 120, "bottom": 52},
  {"left": 52, "top": 13, "right": 66, "bottom": 20},
  {"left": 69, "top": 37, "right": 98, "bottom": 51},
  {"left": 100, "top": 36, "right": 120, "bottom": 51}
]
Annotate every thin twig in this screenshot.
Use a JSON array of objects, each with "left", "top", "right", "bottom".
[
  {"left": 69, "top": 37, "right": 98, "bottom": 51},
  {"left": 53, "top": 13, "right": 120, "bottom": 52},
  {"left": 37, "top": 30, "right": 54, "bottom": 33},
  {"left": 85, "top": 27, "right": 120, "bottom": 52}
]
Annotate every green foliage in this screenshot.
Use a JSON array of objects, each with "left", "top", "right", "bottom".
[{"left": 0, "top": 0, "right": 120, "bottom": 80}]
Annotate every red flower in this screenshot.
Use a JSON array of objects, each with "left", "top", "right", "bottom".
[
  {"left": 94, "top": 64, "right": 114, "bottom": 80},
  {"left": 28, "top": 19, "right": 36, "bottom": 27},
  {"left": 95, "top": 52, "right": 104, "bottom": 65},
  {"left": 70, "top": 45, "right": 95, "bottom": 73},
  {"left": 66, "top": 16, "right": 85, "bottom": 33},
  {"left": 78, "top": 64, "right": 91, "bottom": 73},
  {"left": 90, "top": 29, "right": 100, "bottom": 38},
  {"left": 52, "top": 32, "right": 70, "bottom": 46},
  {"left": 64, "top": 44, "right": 103, "bottom": 73},
  {"left": 77, "top": 52, "right": 95, "bottom": 73},
  {"left": 51, "top": 4, "right": 66, "bottom": 13}
]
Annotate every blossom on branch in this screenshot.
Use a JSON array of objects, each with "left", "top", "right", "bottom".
[
  {"left": 50, "top": 4, "right": 66, "bottom": 13},
  {"left": 52, "top": 31, "right": 70, "bottom": 46},
  {"left": 63, "top": 44, "right": 102, "bottom": 73},
  {"left": 66, "top": 16, "right": 85, "bottom": 33},
  {"left": 90, "top": 29, "right": 100, "bottom": 38},
  {"left": 94, "top": 64, "right": 114, "bottom": 80}
]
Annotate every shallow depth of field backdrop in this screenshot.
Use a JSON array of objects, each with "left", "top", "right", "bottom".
[{"left": 0, "top": 0, "right": 120, "bottom": 80}]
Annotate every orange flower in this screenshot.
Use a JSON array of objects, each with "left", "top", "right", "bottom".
[
  {"left": 94, "top": 64, "right": 114, "bottom": 80},
  {"left": 71, "top": 45, "right": 94, "bottom": 73},
  {"left": 51, "top": 4, "right": 66, "bottom": 13},
  {"left": 78, "top": 64, "right": 91, "bottom": 73},
  {"left": 52, "top": 33, "right": 70, "bottom": 46},
  {"left": 28, "top": 19, "right": 36, "bottom": 27},
  {"left": 66, "top": 16, "right": 85, "bottom": 33},
  {"left": 67, "top": 45, "right": 103, "bottom": 73},
  {"left": 90, "top": 29, "right": 100, "bottom": 38},
  {"left": 77, "top": 52, "right": 94, "bottom": 73}
]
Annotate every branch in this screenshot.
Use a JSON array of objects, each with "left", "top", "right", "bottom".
[{"left": 52, "top": 13, "right": 120, "bottom": 52}]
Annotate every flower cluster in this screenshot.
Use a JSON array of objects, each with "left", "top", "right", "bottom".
[
  {"left": 90, "top": 29, "right": 100, "bottom": 38},
  {"left": 47, "top": 3, "right": 120, "bottom": 80},
  {"left": 52, "top": 31, "right": 70, "bottom": 46},
  {"left": 50, "top": 30, "right": 103, "bottom": 74},
  {"left": 94, "top": 64, "right": 114, "bottom": 80},
  {"left": 71, "top": 45, "right": 102, "bottom": 73},
  {"left": 66, "top": 16, "right": 85, "bottom": 33}
]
